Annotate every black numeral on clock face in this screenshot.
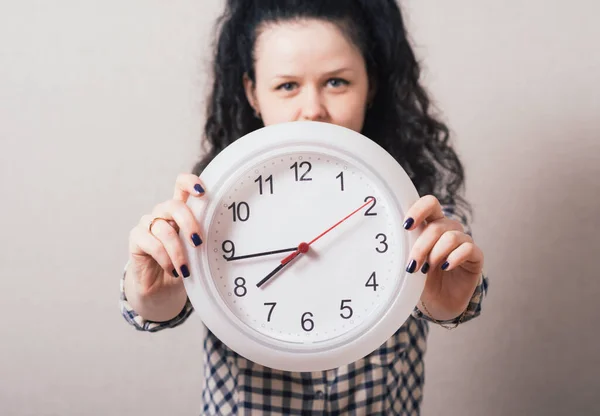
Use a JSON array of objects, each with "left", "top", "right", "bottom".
[
  {"left": 301, "top": 312, "right": 314, "bottom": 332},
  {"left": 228, "top": 201, "right": 250, "bottom": 222},
  {"left": 364, "top": 196, "right": 377, "bottom": 216},
  {"left": 291, "top": 161, "right": 312, "bottom": 181},
  {"left": 234, "top": 277, "right": 247, "bottom": 297},
  {"left": 222, "top": 240, "right": 235, "bottom": 260},
  {"left": 264, "top": 302, "right": 276, "bottom": 322},
  {"left": 375, "top": 233, "right": 388, "bottom": 253},
  {"left": 366, "top": 272, "right": 378, "bottom": 291},
  {"left": 340, "top": 299, "right": 353, "bottom": 319},
  {"left": 336, "top": 171, "right": 344, "bottom": 191},
  {"left": 255, "top": 175, "right": 273, "bottom": 195}
]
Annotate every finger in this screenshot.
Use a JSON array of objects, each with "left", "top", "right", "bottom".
[
  {"left": 173, "top": 173, "right": 205, "bottom": 202},
  {"left": 426, "top": 230, "right": 474, "bottom": 271},
  {"left": 151, "top": 199, "right": 204, "bottom": 248},
  {"left": 403, "top": 195, "right": 444, "bottom": 231},
  {"left": 129, "top": 225, "right": 179, "bottom": 278},
  {"left": 141, "top": 213, "right": 179, "bottom": 234},
  {"left": 144, "top": 217, "right": 192, "bottom": 278},
  {"left": 443, "top": 241, "right": 484, "bottom": 274},
  {"left": 405, "top": 218, "right": 463, "bottom": 273}
]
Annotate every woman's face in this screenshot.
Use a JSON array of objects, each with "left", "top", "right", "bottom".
[{"left": 244, "top": 19, "right": 372, "bottom": 133}]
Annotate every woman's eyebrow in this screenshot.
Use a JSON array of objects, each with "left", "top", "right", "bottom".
[
  {"left": 322, "top": 67, "right": 354, "bottom": 76},
  {"left": 272, "top": 68, "right": 354, "bottom": 79}
]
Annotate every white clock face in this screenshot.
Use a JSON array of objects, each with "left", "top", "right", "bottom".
[
  {"left": 206, "top": 151, "right": 403, "bottom": 347},
  {"left": 183, "top": 121, "right": 424, "bottom": 371}
]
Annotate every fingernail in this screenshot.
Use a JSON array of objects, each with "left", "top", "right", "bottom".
[
  {"left": 194, "top": 184, "right": 204, "bottom": 194},
  {"left": 172, "top": 269, "right": 179, "bottom": 278},
  {"left": 441, "top": 261, "right": 450, "bottom": 271},
  {"left": 406, "top": 259, "right": 417, "bottom": 274},
  {"left": 181, "top": 264, "right": 190, "bottom": 278},
  {"left": 403, "top": 217, "right": 414, "bottom": 230},
  {"left": 191, "top": 233, "right": 202, "bottom": 247},
  {"left": 420, "top": 262, "right": 430, "bottom": 274}
]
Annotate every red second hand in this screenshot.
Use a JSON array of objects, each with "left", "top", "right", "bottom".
[{"left": 281, "top": 197, "right": 375, "bottom": 265}]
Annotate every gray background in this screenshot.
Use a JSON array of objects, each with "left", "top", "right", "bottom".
[{"left": 1, "top": 0, "right": 599, "bottom": 415}]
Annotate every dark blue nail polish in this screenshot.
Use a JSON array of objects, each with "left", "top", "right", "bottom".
[
  {"left": 191, "top": 233, "right": 202, "bottom": 247},
  {"left": 181, "top": 264, "right": 190, "bottom": 278},
  {"left": 406, "top": 259, "right": 417, "bottom": 274},
  {"left": 441, "top": 261, "right": 450, "bottom": 271},
  {"left": 194, "top": 184, "right": 204, "bottom": 194},
  {"left": 172, "top": 269, "right": 179, "bottom": 278},
  {"left": 403, "top": 217, "right": 414, "bottom": 230},
  {"left": 420, "top": 262, "right": 430, "bottom": 274}
]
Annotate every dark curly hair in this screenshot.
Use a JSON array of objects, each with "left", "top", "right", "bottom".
[{"left": 193, "top": 0, "right": 469, "bottom": 212}]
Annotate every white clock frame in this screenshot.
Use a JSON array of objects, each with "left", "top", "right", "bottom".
[{"left": 183, "top": 121, "right": 425, "bottom": 372}]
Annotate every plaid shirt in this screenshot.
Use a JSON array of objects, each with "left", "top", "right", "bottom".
[{"left": 120, "top": 206, "right": 488, "bottom": 415}]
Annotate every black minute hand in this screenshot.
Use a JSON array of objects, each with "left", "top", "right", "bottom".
[{"left": 225, "top": 247, "right": 297, "bottom": 262}]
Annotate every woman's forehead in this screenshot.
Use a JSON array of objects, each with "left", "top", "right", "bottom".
[{"left": 254, "top": 20, "right": 364, "bottom": 73}]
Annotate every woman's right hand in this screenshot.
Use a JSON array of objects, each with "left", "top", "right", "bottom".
[{"left": 127, "top": 173, "right": 206, "bottom": 298}]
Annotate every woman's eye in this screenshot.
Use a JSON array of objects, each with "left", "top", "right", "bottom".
[
  {"left": 277, "top": 82, "right": 297, "bottom": 91},
  {"left": 327, "top": 78, "right": 349, "bottom": 88}
]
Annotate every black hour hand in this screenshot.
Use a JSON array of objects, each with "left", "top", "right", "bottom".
[{"left": 256, "top": 263, "right": 288, "bottom": 288}]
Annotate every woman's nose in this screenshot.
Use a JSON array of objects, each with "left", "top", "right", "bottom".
[{"left": 299, "top": 89, "right": 327, "bottom": 121}]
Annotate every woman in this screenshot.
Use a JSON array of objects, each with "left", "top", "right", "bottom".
[{"left": 121, "top": 0, "right": 488, "bottom": 414}]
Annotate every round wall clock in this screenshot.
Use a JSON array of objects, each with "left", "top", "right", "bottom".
[{"left": 183, "top": 121, "right": 424, "bottom": 372}]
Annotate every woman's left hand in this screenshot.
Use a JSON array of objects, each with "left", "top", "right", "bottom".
[{"left": 403, "top": 195, "right": 484, "bottom": 321}]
